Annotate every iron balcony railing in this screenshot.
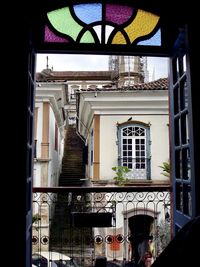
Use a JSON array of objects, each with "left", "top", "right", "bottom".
[
  {"left": 118, "top": 157, "right": 151, "bottom": 180},
  {"left": 32, "top": 186, "right": 171, "bottom": 267}
]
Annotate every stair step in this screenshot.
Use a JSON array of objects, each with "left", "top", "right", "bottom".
[
  {"left": 61, "top": 169, "right": 83, "bottom": 172},
  {"left": 59, "top": 126, "right": 85, "bottom": 187}
]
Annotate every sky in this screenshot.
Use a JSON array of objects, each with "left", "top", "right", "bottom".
[{"left": 36, "top": 54, "right": 169, "bottom": 82}]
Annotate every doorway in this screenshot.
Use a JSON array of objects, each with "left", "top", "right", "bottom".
[{"left": 9, "top": 2, "right": 197, "bottom": 267}]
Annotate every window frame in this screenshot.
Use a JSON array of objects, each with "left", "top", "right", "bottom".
[{"left": 117, "top": 121, "right": 151, "bottom": 180}]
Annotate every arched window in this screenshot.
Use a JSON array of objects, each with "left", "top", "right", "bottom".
[
  {"left": 117, "top": 123, "right": 150, "bottom": 180},
  {"left": 33, "top": 1, "right": 176, "bottom": 56}
]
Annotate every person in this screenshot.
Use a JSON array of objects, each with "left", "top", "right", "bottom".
[
  {"left": 128, "top": 241, "right": 133, "bottom": 261},
  {"left": 143, "top": 251, "right": 154, "bottom": 267},
  {"left": 138, "top": 236, "right": 154, "bottom": 266}
]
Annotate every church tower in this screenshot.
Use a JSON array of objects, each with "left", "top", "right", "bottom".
[{"left": 108, "top": 56, "right": 148, "bottom": 87}]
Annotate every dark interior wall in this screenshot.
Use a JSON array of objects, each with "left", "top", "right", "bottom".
[
  {"left": 3, "top": 3, "right": 34, "bottom": 267},
  {"left": 187, "top": 20, "right": 200, "bottom": 217},
  {"left": 9, "top": 36, "right": 30, "bottom": 267}
]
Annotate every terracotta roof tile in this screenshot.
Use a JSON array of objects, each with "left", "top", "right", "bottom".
[
  {"left": 36, "top": 69, "right": 168, "bottom": 91},
  {"left": 80, "top": 78, "right": 168, "bottom": 91},
  {"left": 125, "top": 78, "right": 168, "bottom": 90},
  {"left": 36, "top": 70, "right": 114, "bottom": 81}
]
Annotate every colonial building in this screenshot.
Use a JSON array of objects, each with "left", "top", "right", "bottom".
[
  {"left": 76, "top": 78, "right": 169, "bottom": 185},
  {"left": 32, "top": 76, "right": 66, "bottom": 251},
  {"left": 34, "top": 78, "right": 66, "bottom": 188},
  {"left": 36, "top": 55, "right": 147, "bottom": 125}
]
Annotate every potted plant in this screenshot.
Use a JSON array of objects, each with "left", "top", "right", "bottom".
[
  {"left": 112, "top": 166, "right": 130, "bottom": 185},
  {"left": 159, "top": 161, "right": 170, "bottom": 177}
]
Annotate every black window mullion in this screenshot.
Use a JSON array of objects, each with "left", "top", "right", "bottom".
[{"left": 170, "top": 28, "right": 194, "bottom": 234}]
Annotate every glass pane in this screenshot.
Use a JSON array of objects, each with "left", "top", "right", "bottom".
[
  {"left": 173, "top": 85, "right": 179, "bottom": 114},
  {"left": 128, "top": 163, "right": 132, "bottom": 168},
  {"left": 141, "top": 163, "right": 145, "bottom": 169},
  {"left": 175, "top": 182, "right": 183, "bottom": 212},
  {"left": 181, "top": 113, "right": 189, "bottom": 144},
  {"left": 175, "top": 150, "right": 181, "bottom": 179},
  {"left": 182, "top": 148, "right": 191, "bottom": 180},
  {"left": 46, "top": 7, "right": 83, "bottom": 42},
  {"left": 174, "top": 118, "right": 180, "bottom": 146},
  {"left": 172, "top": 58, "right": 178, "bottom": 84},
  {"left": 180, "top": 78, "right": 187, "bottom": 110},
  {"left": 44, "top": 2, "right": 161, "bottom": 46},
  {"left": 183, "top": 184, "right": 191, "bottom": 216}
]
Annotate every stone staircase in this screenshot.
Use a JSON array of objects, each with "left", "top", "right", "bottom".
[{"left": 59, "top": 125, "right": 86, "bottom": 186}]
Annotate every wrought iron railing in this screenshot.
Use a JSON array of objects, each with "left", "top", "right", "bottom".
[{"left": 32, "top": 186, "right": 171, "bottom": 267}]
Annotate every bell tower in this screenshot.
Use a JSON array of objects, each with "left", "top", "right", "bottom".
[{"left": 109, "top": 56, "right": 148, "bottom": 87}]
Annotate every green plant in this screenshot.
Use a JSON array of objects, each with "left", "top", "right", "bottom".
[
  {"left": 157, "top": 219, "right": 171, "bottom": 252},
  {"left": 32, "top": 213, "right": 41, "bottom": 224},
  {"left": 159, "top": 161, "right": 170, "bottom": 177},
  {"left": 112, "top": 166, "right": 130, "bottom": 185}
]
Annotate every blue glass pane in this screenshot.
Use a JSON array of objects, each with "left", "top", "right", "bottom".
[
  {"left": 74, "top": 3, "right": 102, "bottom": 24},
  {"left": 137, "top": 29, "right": 161, "bottom": 46}
]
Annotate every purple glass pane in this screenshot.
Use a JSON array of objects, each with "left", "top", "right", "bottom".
[
  {"left": 45, "top": 25, "right": 69, "bottom": 43},
  {"left": 106, "top": 4, "right": 134, "bottom": 25}
]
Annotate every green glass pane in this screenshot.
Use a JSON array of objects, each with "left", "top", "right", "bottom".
[
  {"left": 80, "top": 30, "right": 95, "bottom": 43},
  {"left": 47, "top": 7, "right": 83, "bottom": 41}
]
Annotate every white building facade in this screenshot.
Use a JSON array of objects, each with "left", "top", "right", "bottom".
[
  {"left": 32, "top": 82, "right": 66, "bottom": 251},
  {"left": 77, "top": 80, "right": 169, "bottom": 184}
]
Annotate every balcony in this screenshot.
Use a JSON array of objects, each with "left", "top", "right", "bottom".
[
  {"left": 118, "top": 158, "right": 151, "bottom": 180},
  {"left": 32, "top": 186, "right": 171, "bottom": 267}
]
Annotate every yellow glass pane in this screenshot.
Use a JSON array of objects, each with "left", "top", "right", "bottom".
[
  {"left": 47, "top": 7, "right": 83, "bottom": 41},
  {"left": 112, "top": 9, "right": 159, "bottom": 44},
  {"left": 112, "top": 32, "right": 127, "bottom": 44}
]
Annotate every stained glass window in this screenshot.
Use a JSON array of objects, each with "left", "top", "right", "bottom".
[{"left": 44, "top": 2, "right": 161, "bottom": 46}]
